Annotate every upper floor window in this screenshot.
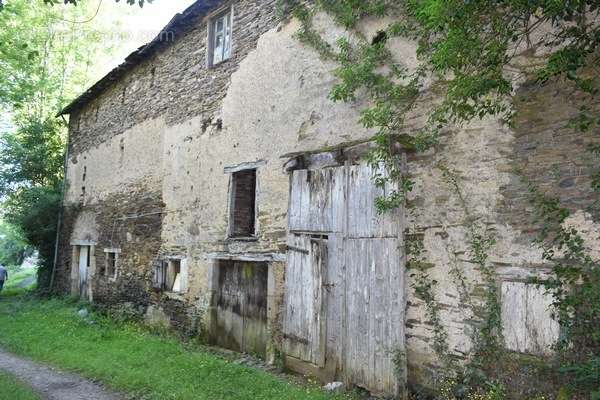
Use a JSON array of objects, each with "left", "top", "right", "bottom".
[
  {"left": 208, "top": 8, "right": 232, "bottom": 67},
  {"left": 228, "top": 169, "right": 257, "bottom": 238}
]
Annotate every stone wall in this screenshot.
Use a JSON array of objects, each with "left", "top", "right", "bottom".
[{"left": 57, "top": 0, "right": 599, "bottom": 396}]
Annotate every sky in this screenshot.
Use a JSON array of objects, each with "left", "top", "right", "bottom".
[{"left": 91, "top": 0, "right": 197, "bottom": 77}]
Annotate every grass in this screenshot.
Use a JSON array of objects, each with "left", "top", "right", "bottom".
[
  {"left": 0, "top": 372, "right": 40, "bottom": 400},
  {"left": 0, "top": 296, "right": 354, "bottom": 400},
  {"left": 1, "top": 267, "right": 37, "bottom": 297}
]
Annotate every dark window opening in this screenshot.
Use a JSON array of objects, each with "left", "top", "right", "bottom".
[
  {"left": 230, "top": 169, "right": 257, "bottom": 238},
  {"left": 105, "top": 252, "right": 117, "bottom": 277},
  {"left": 150, "top": 67, "right": 156, "bottom": 87}
]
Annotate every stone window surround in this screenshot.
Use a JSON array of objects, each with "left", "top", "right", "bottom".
[
  {"left": 206, "top": 3, "right": 235, "bottom": 69},
  {"left": 163, "top": 256, "right": 189, "bottom": 296},
  {"left": 103, "top": 248, "right": 121, "bottom": 281},
  {"left": 224, "top": 160, "right": 266, "bottom": 241}
]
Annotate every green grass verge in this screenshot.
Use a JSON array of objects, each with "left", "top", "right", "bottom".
[
  {"left": 1, "top": 268, "right": 37, "bottom": 297},
  {"left": 0, "top": 372, "right": 40, "bottom": 400},
  {"left": 0, "top": 296, "right": 354, "bottom": 400}
]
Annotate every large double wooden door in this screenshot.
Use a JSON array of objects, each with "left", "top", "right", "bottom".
[{"left": 283, "top": 165, "right": 406, "bottom": 395}]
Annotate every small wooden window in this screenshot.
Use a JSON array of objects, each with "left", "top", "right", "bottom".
[
  {"left": 167, "top": 259, "right": 181, "bottom": 292},
  {"left": 105, "top": 252, "right": 117, "bottom": 277},
  {"left": 152, "top": 259, "right": 187, "bottom": 293},
  {"left": 229, "top": 169, "right": 257, "bottom": 238},
  {"left": 208, "top": 8, "right": 232, "bottom": 67},
  {"left": 102, "top": 249, "right": 120, "bottom": 279},
  {"left": 152, "top": 261, "right": 166, "bottom": 290}
]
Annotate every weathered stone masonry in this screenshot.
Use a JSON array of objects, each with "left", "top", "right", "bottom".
[{"left": 55, "top": 0, "right": 599, "bottom": 397}]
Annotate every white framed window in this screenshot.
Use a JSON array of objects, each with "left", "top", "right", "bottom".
[{"left": 208, "top": 7, "right": 233, "bottom": 67}]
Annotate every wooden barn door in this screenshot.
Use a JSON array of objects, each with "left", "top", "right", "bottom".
[
  {"left": 282, "top": 234, "right": 327, "bottom": 367},
  {"left": 213, "top": 261, "right": 269, "bottom": 358},
  {"left": 284, "top": 164, "right": 406, "bottom": 396}
]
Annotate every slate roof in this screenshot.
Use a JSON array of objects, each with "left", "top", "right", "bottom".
[{"left": 59, "top": 0, "right": 226, "bottom": 116}]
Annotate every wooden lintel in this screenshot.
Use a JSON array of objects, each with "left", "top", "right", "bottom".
[
  {"left": 224, "top": 160, "right": 267, "bottom": 174},
  {"left": 206, "top": 252, "right": 286, "bottom": 262}
]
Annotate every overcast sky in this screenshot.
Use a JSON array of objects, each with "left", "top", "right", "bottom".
[{"left": 93, "top": 0, "right": 197, "bottom": 77}]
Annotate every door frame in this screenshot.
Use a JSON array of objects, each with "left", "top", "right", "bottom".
[
  {"left": 70, "top": 240, "right": 96, "bottom": 300},
  {"left": 283, "top": 162, "right": 407, "bottom": 397},
  {"left": 206, "top": 252, "right": 285, "bottom": 363}
]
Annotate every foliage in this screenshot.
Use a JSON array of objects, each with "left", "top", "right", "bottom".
[
  {"left": 3, "top": 185, "right": 62, "bottom": 287},
  {"left": 406, "top": 232, "right": 455, "bottom": 372},
  {"left": 438, "top": 378, "right": 506, "bottom": 400},
  {"left": 527, "top": 181, "right": 600, "bottom": 397},
  {"left": 1, "top": 267, "right": 38, "bottom": 297},
  {"left": 0, "top": 295, "right": 357, "bottom": 400},
  {"left": 280, "top": 0, "right": 599, "bottom": 397},
  {"left": 437, "top": 165, "right": 504, "bottom": 392},
  {"left": 0, "top": 117, "right": 65, "bottom": 195},
  {"left": 0, "top": 0, "right": 118, "bottom": 287},
  {"left": 0, "top": 0, "right": 152, "bottom": 10},
  {"left": 0, "top": 221, "right": 32, "bottom": 267}
]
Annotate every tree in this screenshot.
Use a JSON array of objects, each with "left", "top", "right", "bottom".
[
  {"left": 0, "top": 221, "right": 32, "bottom": 267},
  {"left": 0, "top": 0, "right": 119, "bottom": 288},
  {"left": 0, "top": 0, "right": 152, "bottom": 11}
]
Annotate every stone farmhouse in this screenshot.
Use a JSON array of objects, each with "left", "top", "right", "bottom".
[{"left": 54, "top": 0, "right": 599, "bottom": 397}]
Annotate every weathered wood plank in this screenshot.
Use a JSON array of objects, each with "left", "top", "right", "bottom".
[{"left": 285, "top": 163, "right": 406, "bottom": 395}]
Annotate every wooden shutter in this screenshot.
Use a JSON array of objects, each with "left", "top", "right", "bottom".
[{"left": 152, "top": 260, "right": 167, "bottom": 290}]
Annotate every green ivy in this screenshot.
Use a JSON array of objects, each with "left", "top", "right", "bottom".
[
  {"left": 278, "top": 0, "right": 600, "bottom": 397},
  {"left": 527, "top": 181, "right": 600, "bottom": 397}
]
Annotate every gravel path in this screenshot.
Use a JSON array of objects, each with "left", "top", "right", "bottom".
[
  {"left": 0, "top": 350, "right": 125, "bottom": 400},
  {"left": 16, "top": 276, "right": 36, "bottom": 288}
]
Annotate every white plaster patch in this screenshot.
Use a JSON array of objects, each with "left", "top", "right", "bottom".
[{"left": 70, "top": 211, "right": 99, "bottom": 243}]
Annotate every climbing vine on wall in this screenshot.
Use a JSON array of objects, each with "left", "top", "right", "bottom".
[
  {"left": 278, "top": 0, "right": 600, "bottom": 398},
  {"left": 406, "top": 231, "right": 456, "bottom": 373},
  {"left": 527, "top": 180, "right": 600, "bottom": 398}
]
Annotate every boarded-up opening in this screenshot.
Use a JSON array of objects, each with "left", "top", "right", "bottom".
[
  {"left": 211, "top": 260, "right": 269, "bottom": 358},
  {"left": 229, "top": 169, "right": 257, "bottom": 237}
]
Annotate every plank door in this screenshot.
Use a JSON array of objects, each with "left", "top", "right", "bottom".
[
  {"left": 282, "top": 234, "right": 327, "bottom": 367},
  {"left": 240, "top": 262, "right": 269, "bottom": 357},
  {"left": 213, "top": 261, "right": 269, "bottom": 358},
  {"left": 285, "top": 163, "right": 406, "bottom": 396},
  {"left": 341, "top": 238, "right": 404, "bottom": 395},
  {"left": 78, "top": 245, "right": 90, "bottom": 298}
]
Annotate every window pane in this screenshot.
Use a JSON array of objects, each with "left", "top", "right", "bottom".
[
  {"left": 215, "top": 17, "right": 224, "bottom": 34},
  {"left": 211, "top": 11, "right": 232, "bottom": 65}
]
